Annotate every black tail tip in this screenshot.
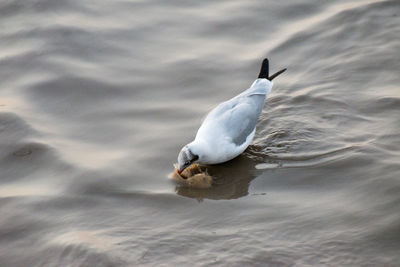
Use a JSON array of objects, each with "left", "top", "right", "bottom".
[
  {"left": 262, "top": 58, "right": 269, "bottom": 65},
  {"left": 258, "top": 58, "right": 269, "bottom": 79},
  {"left": 268, "top": 68, "right": 287, "bottom": 81}
]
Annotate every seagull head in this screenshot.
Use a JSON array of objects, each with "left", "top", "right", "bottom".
[{"left": 176, "top": 144, "right": 199, "bottom": 174}]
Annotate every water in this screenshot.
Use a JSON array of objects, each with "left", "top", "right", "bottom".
[{"left": 1, "top": 0, "right": 400, "bottom": 265}]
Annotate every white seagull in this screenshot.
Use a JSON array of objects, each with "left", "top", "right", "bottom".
[{"left": 176, "top": 58, "right": 286, "bottom": 174}]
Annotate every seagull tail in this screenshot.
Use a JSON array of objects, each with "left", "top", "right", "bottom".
[
  {"left": 268, "top": 68, "right": 287, "bottom": 81},
  {"left": 258, "top": 58, "right": 269, "bottom": 79},
  {"left": 258, "top": 58, "right": 287, "bottom": 81}
]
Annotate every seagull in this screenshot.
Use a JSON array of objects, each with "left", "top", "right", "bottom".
[{"left": 176, "top": 58, "right": 286, "bottom": 174}]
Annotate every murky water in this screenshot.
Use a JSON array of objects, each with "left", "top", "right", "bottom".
[{"left": 1, "top": 0, "right": 400, "bottom": 265}]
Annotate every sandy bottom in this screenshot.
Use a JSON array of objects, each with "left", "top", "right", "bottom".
[{"left": 169, "top": 164, "right": 213, "bottom": 189}]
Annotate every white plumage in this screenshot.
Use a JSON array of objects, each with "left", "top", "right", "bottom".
[{"left": 176, "top": 58, "right": 285, "bottom": 173}]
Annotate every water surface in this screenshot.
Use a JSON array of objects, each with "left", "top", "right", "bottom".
[{"left": 1, "top": 0, "right": 400, "bottom": 265}]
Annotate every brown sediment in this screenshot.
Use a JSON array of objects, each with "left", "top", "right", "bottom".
[{"left": 169, "top": 164, "right": 213, "bottom": 189}]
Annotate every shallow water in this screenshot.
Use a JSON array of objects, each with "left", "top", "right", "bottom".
[{"left": 1, "top": 0, "right": 400, "bottom": 265}]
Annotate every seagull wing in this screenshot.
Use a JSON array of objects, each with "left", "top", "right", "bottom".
[
  {"left": 224, "top": 94, "right": 266, "bottom": 145},
  {"left": 198, "top": 92, "right": 266, "bottom": 146}
]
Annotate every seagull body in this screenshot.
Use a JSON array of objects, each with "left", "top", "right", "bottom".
[
  {"left": 176, "top": 58, "right": 286, "bottom": 173},
  {"left": 191, "top": 78, "right": 272, "bottom": 164}
]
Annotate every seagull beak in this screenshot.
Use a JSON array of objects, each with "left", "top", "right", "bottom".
[
  {"left": 178, "top": 166, "right": 188, "bottom": 175},
  {"left": 174, "top": 163, "right": 184, "bottom": 175}
]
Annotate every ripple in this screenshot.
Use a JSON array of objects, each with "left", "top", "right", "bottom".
[
  {"left": 1, "top": 0, "right": 400, "bottom": 265},
  {"left": 255, "top": 144, "right": 361, "bottom": 169}
]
